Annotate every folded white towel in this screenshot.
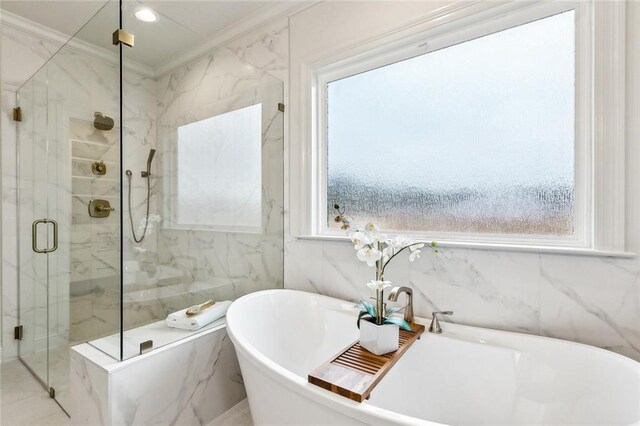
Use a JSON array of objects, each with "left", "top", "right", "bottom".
[{"left": 166, "top": 300, "right": 232, "bottom": 331}]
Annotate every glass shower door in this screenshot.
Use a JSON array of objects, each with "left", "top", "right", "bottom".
[
  {"left": 16, "top": 67, "right": 52, "bottom": 392},
  {"left": 16, "top": 0, "right": 121, "bottom": 411}
]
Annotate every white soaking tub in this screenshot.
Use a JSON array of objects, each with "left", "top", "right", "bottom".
[{"left": 226, "top": 289, "right": 640, "bottom": 426}]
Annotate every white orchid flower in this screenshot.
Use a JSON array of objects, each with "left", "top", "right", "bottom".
[
  {"left": 357, "top": 246, "right": 382, "bottom": 266},
  {"left": 390, "top": 235, "right": 412, "bottom": 249},
  {"left": 409, "top": 243, "right": 424, "bottom": 252},
  {"left": 350, "top": 230, "right": 372, "bottom": 250},
  {"left": 366, "top": 280, "right": 392, "bottom": 292},
  {"left": 382, "top": 246, "right": 394, "bottom": 263},
  {"left": 409, "top": 249, "right": 421, "bottom": 262},
  {"left": 364, "top": 222, "right": 378, "bottom": 233}
]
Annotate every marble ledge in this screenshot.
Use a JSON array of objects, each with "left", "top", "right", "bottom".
[{"left": 72, "top": 318, "right": 227, "bottom": 373}]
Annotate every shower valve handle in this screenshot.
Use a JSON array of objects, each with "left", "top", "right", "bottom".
[{"left": 95, "top": 205, "right": 115, "bottom": 213}]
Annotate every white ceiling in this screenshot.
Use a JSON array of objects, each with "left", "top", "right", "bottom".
[
  {"left": 142, "top": 1, "right": 280, "bottom": 39},
  {"left": 1, "top": 1, "right": 108, "bottom": 37},
  {"left": 1, "top": 0, "right": 295, "bottom": 68}
]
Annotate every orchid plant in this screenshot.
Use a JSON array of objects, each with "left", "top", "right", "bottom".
[{"left": 335, "top": 204, "right": 438, "bottom": 331}]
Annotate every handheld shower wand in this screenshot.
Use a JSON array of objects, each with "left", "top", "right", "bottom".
[
  {"left": 126, "top": 148, "right": 156, "bottom": 243},
  {"left": 141, "top": 149, "right": 156, "bottom": 178}
]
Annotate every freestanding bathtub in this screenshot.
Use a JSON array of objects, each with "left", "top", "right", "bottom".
[{"left": 226, "top": 289, "right": 640, "bottom": 425}]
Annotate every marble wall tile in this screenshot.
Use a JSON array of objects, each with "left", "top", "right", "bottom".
[
  {"left": 285, "top": 237, "right": 640, "bottom": 362},
  {"left": 71, "top": 326, "right": 245, "bottom": 426},
  {"left": 539, "top": 254, "right": 640, "bottom": 360},
  {"left": 155, "top": 45, "right": 285, "bottom": 319},
  {"left": 226, "top": 17, "right": 289, "bottom": 82},
  {"left": 70, "top": 348, "right": 111, "bottom": 425},
  {"left": 0, "top": 27, "right": 60, "bottom": 88}
]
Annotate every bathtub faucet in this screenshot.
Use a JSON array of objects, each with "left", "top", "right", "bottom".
[
  {"left": 429, "top": 311, "right": 453, "bottom": 334},
  {"left": 388, "top": 286, "right": 414, "bottom": 324}
]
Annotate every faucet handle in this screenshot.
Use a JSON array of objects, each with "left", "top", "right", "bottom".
[{"left": 429, "top": 311, "right": 453, "bottom": 334}]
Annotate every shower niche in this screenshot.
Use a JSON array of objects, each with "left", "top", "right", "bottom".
[{"left": 14, "top": 0, "right": 284, "bottom": 414}]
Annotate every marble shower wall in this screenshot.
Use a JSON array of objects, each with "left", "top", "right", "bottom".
[
  {"left": 44, "top": 44, "right": 159, "bottom": 341},
  {"left": 154, "top": 21, "right": 287, "bottom": 312},
  {"left": 68, "top": 118, "right": 120, "bottom": 343},
  {"left": 284, "top": 1, "right": 640, "bottom": 363}
]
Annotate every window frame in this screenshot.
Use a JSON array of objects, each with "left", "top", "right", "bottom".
[{"left": 292, "top": 0, "right": 629, "bottom": 255}]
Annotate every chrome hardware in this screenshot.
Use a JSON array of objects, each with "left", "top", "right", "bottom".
[
  {"left": 388, "top": 286, "right": 414, "bottom": 324},
  {"left": 429, "top": 311, "right": 453, "bottom": 334},
  {"left": 112, "top": 29, "right": 134, "bottom": 47},
  {"left": 88, "top": 199, "right": 115, "bottom": 218},
  {"left": 140, "top": 340, "right": 153, "bottom": 355},
  {"left": 32, "top": 219, "right": 58, "bottom": 253},
  {"left": 92, "top": 161, "right": 107, "bottom": 175}
]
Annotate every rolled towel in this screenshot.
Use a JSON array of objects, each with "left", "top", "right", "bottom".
[{"left": 166, "top": 300, "right": 232, "bottom": 331}]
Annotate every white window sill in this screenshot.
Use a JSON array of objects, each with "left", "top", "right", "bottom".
[{"left": 293, "top": 235, "right": 635, "bottom": 258}]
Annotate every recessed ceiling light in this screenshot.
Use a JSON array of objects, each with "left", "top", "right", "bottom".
[{"left": 135, "top": 8, "right": 157, "bottom": 23}]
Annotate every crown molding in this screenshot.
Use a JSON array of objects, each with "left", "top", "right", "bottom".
[
  {"left": 152, "top": 1, "right": 317, "bottom": 79},
  {"left": 0, "top": 9, "right": 155, "bottom": 78}
]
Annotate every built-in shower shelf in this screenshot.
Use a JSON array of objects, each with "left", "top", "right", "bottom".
[
  {"left": 71, "top": 156, "right": 116, "bottom": 163},
  {"left": 72, "top": 176, "right": 119, "bottom": 182},
  {"left": 71, "top": 138, "right": 113, "bottom": 146},
  {"left": 308, "top": 323, "right": 425, "bottom": 402}
]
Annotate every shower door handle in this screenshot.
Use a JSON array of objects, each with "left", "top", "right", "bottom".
[{"left": 32, "top": 219, "right": 58, "bottom": 254}]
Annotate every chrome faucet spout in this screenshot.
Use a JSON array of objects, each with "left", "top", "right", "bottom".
[{"left": 388, "top": 286, "right": 414, "bottom": 324}]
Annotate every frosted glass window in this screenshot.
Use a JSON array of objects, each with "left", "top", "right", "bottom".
[
  {"left": 326, "top": 11, "right": 575, "bottom": 236},
  {"left": 177, "top": 104, "right": 261, "bottom": 231}
]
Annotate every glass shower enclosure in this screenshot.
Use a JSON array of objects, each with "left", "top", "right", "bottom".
[{"left": 15, "top": 0, "right": 284, "bottom": 413}]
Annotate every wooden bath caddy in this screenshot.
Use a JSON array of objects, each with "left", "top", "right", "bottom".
[{"left": 308, "top": 323, "right": 425, "bottom": 402}]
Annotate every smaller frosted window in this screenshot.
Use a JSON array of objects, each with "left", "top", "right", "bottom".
[{"left": 177, "top": 104, "right": 261, "bottom": 231}]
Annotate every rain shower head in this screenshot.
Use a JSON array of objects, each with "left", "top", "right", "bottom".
[{"left": 94, "top": 112, "right": 114, "bottom": 131}]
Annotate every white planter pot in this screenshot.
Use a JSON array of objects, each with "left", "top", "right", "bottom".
[{"left": 359, "top": 319, "right": 399, "bottom": 355}]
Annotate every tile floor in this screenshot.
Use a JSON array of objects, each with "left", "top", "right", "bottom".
[
  {"left": 19, "top": 345, "right": 72, "bottom": 411},
  {"left": 0, "top": 360, "right": 69, "bottom": 426},
  {"left": 0, "top": 359, "right": 253, "bottom": 426},
  {"left": 207, "top": 399, "right": 253, "bottom": 426}
]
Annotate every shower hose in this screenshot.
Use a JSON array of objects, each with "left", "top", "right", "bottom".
[{"left": 126, "top": 170, "right": 152, "bottom": 243}]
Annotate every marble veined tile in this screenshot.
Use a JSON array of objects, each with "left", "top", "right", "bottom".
[{"left": 539, "top": 254, "right": 640, "bottom": 361}]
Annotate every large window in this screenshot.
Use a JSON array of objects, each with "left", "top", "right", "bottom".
[
  {"left": 176, "top": 104, "right": 262, "bottom": 232},
  {"left": 326, "top": 11, "right": 576, "bottom": 237},
  {"left": 291, "top": 0, "right": 626, "bottom": 253}
]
